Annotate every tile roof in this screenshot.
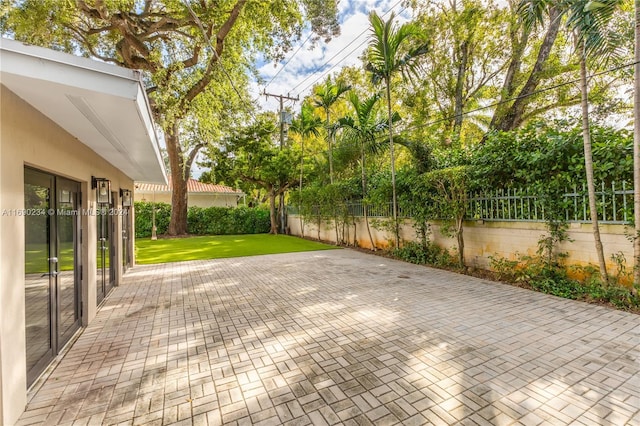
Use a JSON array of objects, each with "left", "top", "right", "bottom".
[{"left": 135, "top": 178, "right": 243, "bottom": 194}]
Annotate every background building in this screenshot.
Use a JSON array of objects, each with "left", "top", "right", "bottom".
[{"left": 135, "top": 178, "right": 244, "bottom": 208}]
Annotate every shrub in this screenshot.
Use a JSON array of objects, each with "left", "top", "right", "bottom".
[
  {"left": 134, "top": 202, "right": 270, "bottom": 237},
  {"left": 134, "top": 202, "right": 171, "bottom": 237},
  {"left": 489, "top": 251, "right": 640, "bottom": 311},
  {"left": 392, "top": 241, "right": 457, "bottom": 269}
]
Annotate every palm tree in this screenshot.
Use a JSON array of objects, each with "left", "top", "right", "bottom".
[
  {"left": 365, "top": 11, "right": 429, "bottom": 248},
  {"left": 290, "top": 103, "right": 322, "bottom": 237},
  {"left": 337, "top": 92, "right": 396, "bottom": 250},
  {"left": 313, "top": 77, "right": 351, "bottom": 184},
  {"left": 519, "top": 0, "right": 623, "bottom": 285}
]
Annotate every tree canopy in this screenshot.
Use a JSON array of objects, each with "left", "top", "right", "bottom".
[{"left": 2, "top": 0, "right": 340, "bottom": 234}]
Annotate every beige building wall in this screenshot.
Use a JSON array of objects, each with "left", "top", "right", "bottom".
[
  {"left": 0, "top": 86, "right": 135, "bottom": 425},
  {"left": 188, "top": 193, "right": 239, "bottom": 208},
  {"left": 136, "top": 191, "right": 239, "bottom": 208},
  {"left": 288, "top": 215, "right": 633, "bottom": 273}
]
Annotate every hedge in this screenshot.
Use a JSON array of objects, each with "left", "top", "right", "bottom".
[{"left": 134, "top": 202, "right": 270, "bottom": 237}]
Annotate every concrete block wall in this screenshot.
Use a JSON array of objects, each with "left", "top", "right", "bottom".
[{"left": 288, "top": 215, "right": 634, "bottom": 273}]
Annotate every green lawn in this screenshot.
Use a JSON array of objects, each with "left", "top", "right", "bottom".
[{"left": 135, "top": 234, "right": 338, "bottom": 265}]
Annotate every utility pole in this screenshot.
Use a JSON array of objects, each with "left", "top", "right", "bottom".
[
  {"left": 263, "top": 91, "right": 298, "bottom": 149},
  {"left": 263, "top": 91, "right": 298, "bottom": 234}
]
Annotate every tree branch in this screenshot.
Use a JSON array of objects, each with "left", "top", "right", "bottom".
[
  {"left": 181, "top": 0, "right": 247, "bottom": 108},
  {"left": 184, "top": 142, "right": 207, "bottom": 178}
]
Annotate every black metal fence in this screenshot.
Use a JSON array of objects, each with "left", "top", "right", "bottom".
[{"left": 289, "top": 181, "right": 634, "bottom": 225}]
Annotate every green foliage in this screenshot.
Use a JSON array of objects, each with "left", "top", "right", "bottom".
[
  {"left": 392, "top": 241, "right": 458, "bottom": 269},
  {"left": 135, "top": 202, "right": 269, "bottom": 238},
  {"left": 471, "top": 121, "right": 633, "bottom": 189},
  {"left": 134, "top": 202, "right": 172, "bottom": 238},
  {"left": 609, "top": 251, "right": 632, "bottom": 285},
  {"left": 422, "top": 166, "right": 469, "bottom": 223},
  {"left": 470, "top": 122, "right": 632, "bottom": 241},
  {"left": 489, "top": 251, "right": 640, "bottom": 311},
  {"left": 488, "top": 255, "right": 521, "bottom": 282},
  {"left": 295, "top": 181, "right": 360, "bottom": 243},
  {"left": 205, "top": 114, "right": 300, "bottom": 233},
  {"left": 408, "top": 0, "right": 512, "bottom": 146},
  {"left": 187, "top": 206, "right": 270, "bottom": 235},
  {"left": 4, "top": 0, "right": 341, "bottom": 234},
  {"left": 397, "top": 169, "right": 435, "bottom": 244},
  {"left": 365, "top": 11, "right": 430, "bottom": 85}
]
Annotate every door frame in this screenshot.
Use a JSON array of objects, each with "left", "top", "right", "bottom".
[
  {"left": 55, "top": 176, "right": 82, "bottom": 350},
  {"left": 96, "top": 192, "right": 117, "bottom": 305},
  {"left": 122, "top": 206, "right": 132, "bottom": 272},
  {"left": 24, "top": 167, "right": 82, "bottom": 387}
]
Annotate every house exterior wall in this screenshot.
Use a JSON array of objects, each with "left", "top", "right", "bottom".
[
  {"left": 288, "top": 215, "right": 633, "bottom": 273},
  {"left": 189, "top": 193, "right": 239, "bottom": 208},
  {"left": 136, "top": 191, "right": 240, "bottom": 208},
  {"left": 0, "top": 86, "right": 136, "bottom": 425}
]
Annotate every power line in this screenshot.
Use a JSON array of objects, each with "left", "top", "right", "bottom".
[
  {"left": 264, "top": 32, "right": 313, "bottom": 91},
  {"left": 290, "top": 0, "right": 405, "bottom": 96},
  {"left": 184, "top": 0, "right": 257, "bottom": 121},
  {"left": 392, "top": 59, "right": 637, "bottom": 137}
]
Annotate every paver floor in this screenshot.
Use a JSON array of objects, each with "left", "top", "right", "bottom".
[{"left": 18, "top": 249, "right": 640, "bottom": 426}]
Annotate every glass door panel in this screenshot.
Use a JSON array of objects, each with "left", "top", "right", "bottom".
[
  {"left": 97, "top": 193, "right": 116, "bottom": 303},
  {"left": 108, "top": 193, "right": 116, "bottom": 291},
  {"left": 56, "top": 178, "right": 81, "bottom": 347},
  {"left": 122, "top": 207, "right": 131, "bottom": 271},
  {"left": 24, "top": 169, "right": 54, "bottom": 386},
  {"left": 24, "top": 168, "right": 82, "bottom": 388},
  {"left": 96, "top": 207, "right": 107, "bottom": 304}
]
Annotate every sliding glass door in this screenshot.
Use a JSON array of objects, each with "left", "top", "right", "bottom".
[
  {"left": 24, "top": 168, "right": 81, "bottom": 387},
  {"left": 96, "top": 194, "right": 116, "bottom": 305}
]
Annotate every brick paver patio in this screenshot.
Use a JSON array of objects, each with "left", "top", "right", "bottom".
[{"left": 18, "top": 249, "right": 639, "bottom": 425}]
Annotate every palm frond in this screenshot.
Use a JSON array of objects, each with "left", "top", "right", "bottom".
[
  {"left": 364, "top": 11, "right": 429, "bottom": 86},
  {"left": 517, "top": 0, "right": 555, "bottom": 30},
  {"left": 566, "top": 0, "right": 625, "bottom": 61}
]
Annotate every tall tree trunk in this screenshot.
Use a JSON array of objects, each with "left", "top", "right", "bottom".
[
  {"left": 580, "top": 50, "right": 608, "bottom": 284},
  {"left": 493, "top": 6, "right": 562, "bottom": 131},
  {"left": 456, "top": 215, "right": 465, "bottom": 269},
  {"left": 352, "top": 216, "right": 357, "bottom": 246},
  {"left": 343, "top": 221, "right": 348, "bottom": 246},
  {"left": 269, "top": 189, "right": 278, "bottom": 234},
  {"left": 362, "top": 144, "right": 376, "bottom": 251},
  {"left": 278, "top": 192, "right": 286, "bottom": 233},
  {"left": 166, "top": 123, "right": 189, "bottom": 236},
  {"left": 452, "top": 40, "right": 469, "bottom": 141},
  {"left": 299, "top": 138, "right": 305, "bottom": 238},
  {"left": 327, "top": 109, "right": 334, "bottom": 184},
  {"left": 489, "top": 16, "right": 530, "bottom": 130},
  {"left": 634, "top": 0, "right": 640, "bottom": 288},
  {"left": 386, "top": 78, "right": 399, "bottom": 248},
  {"left": 166, "top": 123, "right": 205, "bottom": 236}
]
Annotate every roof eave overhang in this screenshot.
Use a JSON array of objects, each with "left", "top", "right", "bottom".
[{"left": 0, "top": 39, "right": 167, "bottom": 184}]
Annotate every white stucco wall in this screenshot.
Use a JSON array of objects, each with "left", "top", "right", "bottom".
[
  {"left": 289, "top": 215, "right": 634, "bottom": 274},
  {"left": 0, "top": 85, "right": 135, "bottom": 425}
]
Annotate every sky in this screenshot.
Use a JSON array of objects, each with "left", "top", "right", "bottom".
[
  {"left": 194, "top": 0, "right": 411, "bottom": 178},
  {"left": 252, "top": 0, "right": 411, "bottom": 114}
]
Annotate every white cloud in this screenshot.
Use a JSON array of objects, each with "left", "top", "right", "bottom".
[{"left": 254, "top": 0, "right": 408, "bottom": 113}]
